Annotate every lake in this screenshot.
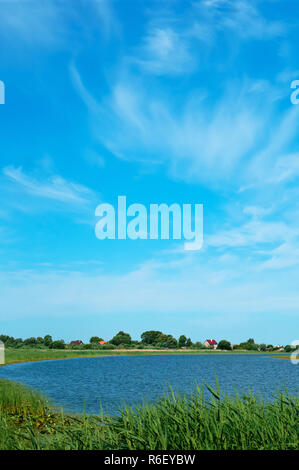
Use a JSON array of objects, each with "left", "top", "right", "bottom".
[{"left": 0, "top": 354, "right": 298, "bottom": 415}]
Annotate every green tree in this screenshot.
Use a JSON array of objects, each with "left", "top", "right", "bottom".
[
  {"left": 157, "top": 334, "right": 177, "bottom": 348},
  {"left": 192, "top": 341, "right": 203, "bottom": 349},
  {"left": 238, "top": 341, "right": 258, "bottom": 351},
  {"left": 12, "top": 338, "right": 23, "bottom": 348},
  {"left": 90, "top": 336, "right": 103, "bottom": 344},
  {"left": 44, "top": 335, "right": 53, "bottom": 347},
  {"left": 141, "top": 331, "right": 163, "bottom": 345},
  {"left": 0, "top": 336, "right": 23, "bottom": 348},
  {"left": 50, "top": 340, "right": 65, "bottom": 350},
  {"left": 24, "top": 337, "right": 38, "bottom": 346},
  {"left": 217, "top": 339, "right": 231, "bottom": 350},
  {"left": 178, "top": 335, "right": 187, "bottom": 348},
  {"left": 186, "top": 338, "right": 193, "bottom": 348},
  {"left": 110, "top": 331, "right": 131, "bottom": 346},
  {"left": 0, "top": 335, "right": 10, "bottom": 344}
]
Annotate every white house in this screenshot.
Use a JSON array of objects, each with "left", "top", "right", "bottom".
[{"left": 204, "top": 339, "right": 218, "bottom": 350}]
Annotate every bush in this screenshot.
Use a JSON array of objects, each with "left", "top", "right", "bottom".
[
  {"left": 49, "top": 340, "right": 65, "bottom": 350},
  {"left": 141, "top": 331, "right": 164, "bottom": 345},
  {"left": 110, "top": 331, "right": 131, "bottom": 346},
  {"left": 102, "top": 343, "right": 116, "bottom": 350},
  {"left": 217, "top": 340, "right": 231, "bottom": 351},
  {"left": 192, "top": 342, "right": 204, "bottom": 349},
  {"left": 90, "top": 336, "right": 103, "bottom": 344},
  {"left": 23, "top": 337, "right": 38, "bottom": 346},
  {"left": 43, "top": 335, "right": 53, "bottom": 347}
]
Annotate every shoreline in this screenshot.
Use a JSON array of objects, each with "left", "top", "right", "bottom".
[{"left": 0, "top": 348, "right": 286, "bottom": 368}]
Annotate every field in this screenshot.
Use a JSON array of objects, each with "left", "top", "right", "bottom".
[{"left": 0, "top": 378, "right": 298, "bottom": 450}]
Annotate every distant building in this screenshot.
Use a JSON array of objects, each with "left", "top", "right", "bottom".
[
  {"left": 70, "top": 340, "right": 83, "bottom": 345},
  {"left": 99, "top": 340, "right": 107, "bottom": 345},
  {"left": 204, "top": 339, "right": 218, "bottom": 350}
]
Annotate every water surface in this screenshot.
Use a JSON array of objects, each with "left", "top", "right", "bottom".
[{"left": 0, "top": 354, "right": 297, "bottom": 415}]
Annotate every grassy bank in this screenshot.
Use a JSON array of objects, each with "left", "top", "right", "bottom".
[
  {"left": 0, "top": 378, "right": 298, "bottom": 450},
  {"left": 1, "top": 348, "right": 280, "bottom": 367}
]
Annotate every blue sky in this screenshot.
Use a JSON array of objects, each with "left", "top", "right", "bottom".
[{"left": 0, "top": 0, "right": 299, "bottom": 344}]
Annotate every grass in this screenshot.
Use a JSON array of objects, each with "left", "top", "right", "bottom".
[
  {"left": 0, "top": 378, "right": 298, "bottom": 450},
  {"left": 2, "top": 347, "right": 281, "bottom": 367},
  {"left": 0, "top": 378, "right": 103, "bottom": 450},
  {"left": 0, "top": 378, "right": 48, "bottom": 416}
]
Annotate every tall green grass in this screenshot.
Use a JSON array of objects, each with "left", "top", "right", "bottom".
[
  {"left": 0, "top": 379, "right": 298, "bottom": 450},
  {"left": 0, "top": 379, "right": 48, "bottom": 416},
  {"left": 106, "top": 384, "right": 299, "bottom": 450}
]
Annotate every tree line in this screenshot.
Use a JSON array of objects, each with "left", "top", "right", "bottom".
[{"left": 0, "top": 332, "right": 293, "bottom": 352}]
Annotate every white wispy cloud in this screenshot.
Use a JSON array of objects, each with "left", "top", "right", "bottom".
[
  {"left": 0, "top": 0, "right": 65, "bottom": 46},
  {"left": 72, "top": 56, "right": 299, "bottom": 193},
  {"left": 208, "top": 218, "right": 296, "bottom": 249},
  {"left": 245, "top": 105, "right": 299, "bottom": 185},
  {"left": 134, "top": 27, "right": 195, "bottom": 75},
  {"left": 199, "top": 0, "right": 285, "bottom": 40},
  {"left": 205, "top": 202, "right": 299, "bottom": 272},
  {"left": 93, "top": 0, "right": 120, "bottom": 39},
  {"left": 72, "top": 68, "right": 279, "bottom": 186},
  {"left": 0, "top": 249, "right": 298, "bottom": 337},
  {"left": 68, "top": 1, "right": 299, "bottom": 276},
  {"left": 0, "top": 0, "right": 120, "bottom": 49},
  {"left": 70, "top": 64, "right": 102, "bottom": 114},
  {"left": 259, "top": 242, "right": 299, "bottom": 270},
  {"left": 3, "top": 166, "right": 96, "bottom": 208},
  {"left": 133, "top": 0, "right": 286, "bottom": 73},
  {"left": 68, "top": 0, "right": 296, "bottom": 188}
]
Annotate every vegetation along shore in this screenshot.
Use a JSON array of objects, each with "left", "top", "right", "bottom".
[
  {"left": 1, "top": 331, "right": 294, "bottom": 353},
  {"left": 0, "top": 331, "right": 291, "bottom": 367},
  {"left": 0, "top": 378, "right": 298, "bottom": 450}
]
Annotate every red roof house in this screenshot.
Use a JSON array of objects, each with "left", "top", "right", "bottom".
[
  {"left": 204, "top": 339, "right": 218, "bottom": 349},
  {"left": 99, "top": 340, "right": 107, "bottom": 345}
]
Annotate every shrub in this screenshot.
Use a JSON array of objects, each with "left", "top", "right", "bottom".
[
  {"left": 49, "top": 340, "right": 65, "bottom": 350},
  {"left": 217, "top": 340, "right": 231, "bottom": 350},
  {"left": 102, "top": 343, "right": 116, "bottom": 350},
  {"left": 110, "top": 331, "right": 131, "bottom": 346}
]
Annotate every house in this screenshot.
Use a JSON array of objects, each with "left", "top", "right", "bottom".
[
  {"left": 70, "top": 340, "right": 83, "bottom": 345},
  {"left": 204, "top": 339, "right": 218, "bottom": 350},
  {"left": 99, "top": 340, "right": 107, "bottom": 345}
]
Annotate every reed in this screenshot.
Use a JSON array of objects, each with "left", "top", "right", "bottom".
[{"left": 0, "top": 378, "right": 298, "bottom": 450}]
